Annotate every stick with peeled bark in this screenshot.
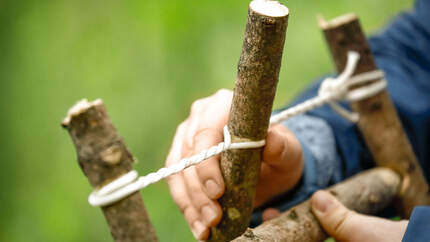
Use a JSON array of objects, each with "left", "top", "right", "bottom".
[
  {"left": 208, "top": 1, "right": 289, "bottom": 241},
  {"left": 61, "top": 99, "right": 158, "bottom": 242},
  {"left": 233, "top": 168, "right": 401, "bottom": 241},
  {"left": 319, "top": 14, "right": 430, "bottom": 217}
]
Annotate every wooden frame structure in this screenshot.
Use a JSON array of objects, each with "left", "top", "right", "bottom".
[{"left": 62, "top": 1, "right": 430, "bottom": 241}]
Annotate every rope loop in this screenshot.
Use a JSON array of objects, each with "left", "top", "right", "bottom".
[
  {"left": 317, "top": 51, "right": 386, "bottom": 122},
  {"left": 89, "top": 126, "right": 265, "bottom": 207}
]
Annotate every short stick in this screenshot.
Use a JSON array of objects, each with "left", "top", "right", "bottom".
[{"left": 62, "top": 99, "right": 158, "bottom": 242}]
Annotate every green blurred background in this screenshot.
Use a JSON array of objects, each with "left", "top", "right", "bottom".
[{"left": 0, "top": 0, "right": 413, "bottom": 241}]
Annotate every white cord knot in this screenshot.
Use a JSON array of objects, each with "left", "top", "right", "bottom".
[
  {"left": 319, "top": 51, "right": 360, "bottom": 98},
  {"left": 318, "top": 77, "right": 347, "bottom": 100},
  {"left": 317, "top": 51, "right": 386, "bottom": 122},
  {"left": 223, "top": 125, "right": 232, "bottom": 149},
  {"left": 270, "top": 51, "right": 386, "bottom": 125},
  {"left": 224, "top": 125, "right": 266, "bottom": 149}
]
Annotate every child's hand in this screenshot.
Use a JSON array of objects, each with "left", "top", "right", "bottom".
[{"left": 165, "top": 89, "right": 304, "bottom": 240}]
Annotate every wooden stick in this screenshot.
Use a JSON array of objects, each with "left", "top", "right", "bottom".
[
  {"left": 233, "top": 168, "right": 401, "bottom": 241},
  {"left": 61, "top": 99, "right": 158, "bottom": 242},
  {"left": 319, "top": 14, "right": 430, "bottom": 217},
  {"left": 208, "top": 1, "right": 289, "bottom": 241}
]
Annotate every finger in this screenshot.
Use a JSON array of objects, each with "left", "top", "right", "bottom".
[
  {"left": 166, "top": 173, "right": 207, "bottom": 240},
  {"left": 262, "top": 208, "right": 281, "bottom": 222},
  {"left": 165, "top": 121, "right": 189, "bottom": 166},
  {"left": 185, "top": 208, "right": 208, "bottom": 241},
  {"left": 263, "top": 124, "right": 302, "bottom": 169},
  {"left": 185, "top": 90, "right": 232, "bottom": 147},
  {"left": 165, "top": 89, "right": 233, "bottom": 240},
  {"left": 185, "top": 91, "right": 230, "bottom": 199},
  {"left": 165, "top": 120, "right": 190, "bottom": 214},
  {"left": 183, "top": 166, "right": 222, "bottom": 227},
  {"left": 311, "top": 191, "right": 408, "bottom": 242},
  {"left": 193, "top": 128, "right": 225, "bottom": 199},
  {"left": 167, "top": 158, "right": 209, "bottom": 239},
  {"left": 165, "top": 122, "right": 208, "bottom": 239},
  {"left": 254, "top": 124, "right": 303, "bottom": 207},
  {"left": 311, "top": 190, "right": 353, "bottom": 241}
]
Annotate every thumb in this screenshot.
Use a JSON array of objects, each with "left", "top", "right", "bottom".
[
  {"left": 310, "top": 190, "right": 356, "bottom": 240},
  {"left": 311, "top": 191, "right": 408, "bottom": 242}
]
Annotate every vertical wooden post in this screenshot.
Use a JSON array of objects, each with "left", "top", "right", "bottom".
[
  {"left": 319, "top": 14, "right": 430, "bottom": 217},
  {"left": 62, "top": 99, "right": 158, "bottom": 242},
  {"left": 208, "top": 1, "right": 289, "bottom": 241}
]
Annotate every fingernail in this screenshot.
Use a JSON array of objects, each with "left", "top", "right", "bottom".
[
  {"left": 192, "top": 220, "right": 206, "bottom": 239},
  {"left": 202, "top": 205, "right": 217, "bottom": 224},
  {"left": 312, "top": 191, "right": 335, "bottom": 213},
  {"left": 205, "top": 179, "right": 221, "bottom": 198}
]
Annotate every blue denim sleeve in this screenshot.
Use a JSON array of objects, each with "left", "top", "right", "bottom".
[{"left": 402, "top": 206, "right": 430, "bottom": 242}]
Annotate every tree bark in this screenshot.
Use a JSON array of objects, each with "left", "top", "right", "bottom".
[
  {"left": 208, "top": 1, "right": 289, "bottom": 241},
  {"left": 61, "top": 99, "right": 158, "bottom": 242},
  {"left": 233, "top": 168, "right": 401, "bottom": 242},
  {"left": 319, "top": 14, "right": 430, "bottom": 217}
]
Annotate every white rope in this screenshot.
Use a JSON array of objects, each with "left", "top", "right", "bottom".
[
  {"left": 88, "top": 51, "right": 387, "bottom": 207},
  {"left": 89, "top": 126, "right": 266, "bottom": 206},
  {"left": 270, "top": 52, "right": 386, "bottom": 123}
]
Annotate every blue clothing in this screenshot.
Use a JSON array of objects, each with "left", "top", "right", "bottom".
[
  {"left": 402, "top": 207, "right": 430, "bottom": 242},
  {"left": 252, "top": 0, "right": 430, "bottom": 239}
]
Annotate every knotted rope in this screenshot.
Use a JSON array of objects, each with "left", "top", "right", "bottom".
[{"left": 89, "top": 51, "right": 387, "bottom": 207}]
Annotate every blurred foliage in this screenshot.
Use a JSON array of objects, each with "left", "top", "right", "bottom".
[{"left": 0, "top": 0, "right": 413, "bottom": 241}]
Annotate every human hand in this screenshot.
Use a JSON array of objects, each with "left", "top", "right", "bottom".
[
  {"left": 165, "top": 89, "right": 304, "bottom": 240},
  {"left": 310, "top": 190, "right": 408, "bottom": 242}
]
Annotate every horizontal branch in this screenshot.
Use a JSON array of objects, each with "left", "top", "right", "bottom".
[{"left": 233, "top": 168, "right": 401, "bottom": 241}]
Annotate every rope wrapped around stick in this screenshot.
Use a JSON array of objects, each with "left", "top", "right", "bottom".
[{"left": 88, "top": 51, "right": 387, "bottom": 207}]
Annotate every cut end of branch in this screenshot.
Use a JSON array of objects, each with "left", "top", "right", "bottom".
[
  {"left": 318, "top": 13, "right": 357, "bottom": 29},
  {"left": 250, "top": 0, "right": 289, "bottom": 17},
  {"left": 61, "top": 98, "right": 103, "bottom": 127}
]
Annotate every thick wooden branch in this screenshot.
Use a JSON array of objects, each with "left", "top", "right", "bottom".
[
  {"left": 208, "top": 1, "right": 289, "bottom": 241},
  {"left": 319, "top": 14, "right": 430, "bottom": 217},
  {"left": 233, "top": 168, "right": 401, "bottom": 241},
  {"left": 61, "top": 99, "right": 158, "bottom": 242}
]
